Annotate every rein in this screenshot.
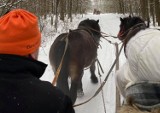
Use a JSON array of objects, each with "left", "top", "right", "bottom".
[
  {"left": 79, "top": 26, "right": 118, "bottom": 44},
  {"left": 85, "top": 26, "right": 118, "bottom": 38},
  {"left": 52, "top": 34, "right": 69, "bottom": 86}
]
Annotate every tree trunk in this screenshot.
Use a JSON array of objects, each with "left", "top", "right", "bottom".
[
  {"left": 140, "top": 0, "right": 147, "bottom": 20},
  {"left": 118, "top": 0, "right": 125, "bottom": 14},
  {"left": 55, "top": 0, "right": 60, "bottom": 31},
  {"left": 150, "top": 0, "right": 155, "bottom": 26},
  {"left": 155, "top": 0, "right": 160, "bottom": 26},
  {"left": 129, "top": 0, "right": 133, "bottom": 16},
  {"left": 51, "top": 0, "right": 54, "bottom": 25},
  {"left": 69, "top": 0, "right": 72, "bottom": 22},
  {"left": 60, "top": 0, "right": 65, "bottom": 21}
]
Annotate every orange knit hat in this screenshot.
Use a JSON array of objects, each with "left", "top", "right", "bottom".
[{"left": 0, "top": 9, "right": 41, "bottom": 56}]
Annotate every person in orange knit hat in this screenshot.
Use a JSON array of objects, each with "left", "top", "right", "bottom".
[{"left": 0, "top": 9, "right": 75, "bottom": 113}]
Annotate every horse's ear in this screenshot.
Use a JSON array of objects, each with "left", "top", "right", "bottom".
[
  {"left": 96, "top": 20, "right": 99, "bottom": 23},
  {"left": 69, "top": 29, "right": 72, "bottom": 32},
  {"left": 120, "top": 17, "right": 123, "bottom": 22},
  {"left": 87, "top": 18, "right": 89, "bottom": 20},
  {"left": 129, "top": 15, "right": 131, "bottom": 18}
]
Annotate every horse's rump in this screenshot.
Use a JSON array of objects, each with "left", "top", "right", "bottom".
[
  {"left": 50, "top": 30, "right": 98, "bottom": 68},
  {"left": 68, "top": 30, "right": 98, "bottom": 67},
  {"left": 49, "top": 33, "right": 69, "bottom": 72}
]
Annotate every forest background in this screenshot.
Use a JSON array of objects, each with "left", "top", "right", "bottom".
[{"left": 1, "top": 0, "right": 160, "bottom": 28}]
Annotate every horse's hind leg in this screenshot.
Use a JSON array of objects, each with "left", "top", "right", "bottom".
[
  {"left": 77, "top": 72, "right": 84, "bottom": 97},
  {"left": 69, "top": 66, "right": 84, "bottom": 104},
  {"left": 56, "top": 67, "right": 70, "bottom": 96},
  {"left": 90, "top": 60, "right": 98, "bottom": 83}
]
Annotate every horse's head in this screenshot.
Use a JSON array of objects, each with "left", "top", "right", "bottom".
[
  {"left": 78, "top": 19, "right": 101, "bottom": 39},
  {"left": 118, "top": 16, "right": 145, "bottom": 41}
]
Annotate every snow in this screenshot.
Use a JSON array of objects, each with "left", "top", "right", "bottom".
[{"left": 38, "top": 13, "right": 126, "bottom": 113}]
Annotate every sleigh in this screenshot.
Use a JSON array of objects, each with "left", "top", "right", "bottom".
[{"left": 118, "top": 82, "right": 160, "bottom": 113}]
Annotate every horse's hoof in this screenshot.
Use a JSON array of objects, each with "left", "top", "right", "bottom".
[
  {"left": 77, "top": 89, "right": 84, "bottom": 97},
  {"left": 91, "top": 76, "right": 98, "bottom": 83}
]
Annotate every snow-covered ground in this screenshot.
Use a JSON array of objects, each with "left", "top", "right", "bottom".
[{"left": 38, "top": 13, "right": 126, "bottom": 113}]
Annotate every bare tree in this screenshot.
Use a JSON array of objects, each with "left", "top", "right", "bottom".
[
  {"left": 155, "top": 0, "right": 160, "bottom": 25},
  {"left": 59, "top": 0, "right": 65, "bottom": 21},
  {"left": 150, "top": 0, "right": 156, "bottom": 26}
]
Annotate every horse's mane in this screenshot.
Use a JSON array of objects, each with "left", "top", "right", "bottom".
[
  {"left": 120, "top": 16, "right": 146, "bottom": 31},
  {"left": 119, "top": 16, "right": 147, "bottom": 57},
  {"left": 78, "top": 19, "right": 101, "bottom": 37}
]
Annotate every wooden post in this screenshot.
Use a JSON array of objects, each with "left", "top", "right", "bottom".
[{"left": 115, "top": 43, "right": 121, "bottom": 113}]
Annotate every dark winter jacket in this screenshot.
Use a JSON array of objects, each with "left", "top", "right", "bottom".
[{"left": 0, "top": 54, "right": 75, "bottom": 113}]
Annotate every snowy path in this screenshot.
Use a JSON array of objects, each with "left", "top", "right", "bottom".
[{"left": 39, "top": 13, "right": 126, "bottom": 113}]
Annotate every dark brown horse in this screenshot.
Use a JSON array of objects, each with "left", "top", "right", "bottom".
[{"left": 49, "top": 19, "right": 101, "bottom": 104}]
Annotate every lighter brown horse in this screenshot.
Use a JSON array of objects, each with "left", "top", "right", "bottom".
[{"left": 49, "top": 19, "right": 101, "bottom": 104}]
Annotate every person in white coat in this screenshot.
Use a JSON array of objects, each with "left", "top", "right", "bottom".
[
  {"left": 116, "top": 16, "right": 160, "bottom": 107},
  {"left": 116, "top": 29, "right": 160, "bottom": 97}
]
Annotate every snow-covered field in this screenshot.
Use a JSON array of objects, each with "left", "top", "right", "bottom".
[{"left": 38, "top": 13, "right": 126, "bottom": 113}]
